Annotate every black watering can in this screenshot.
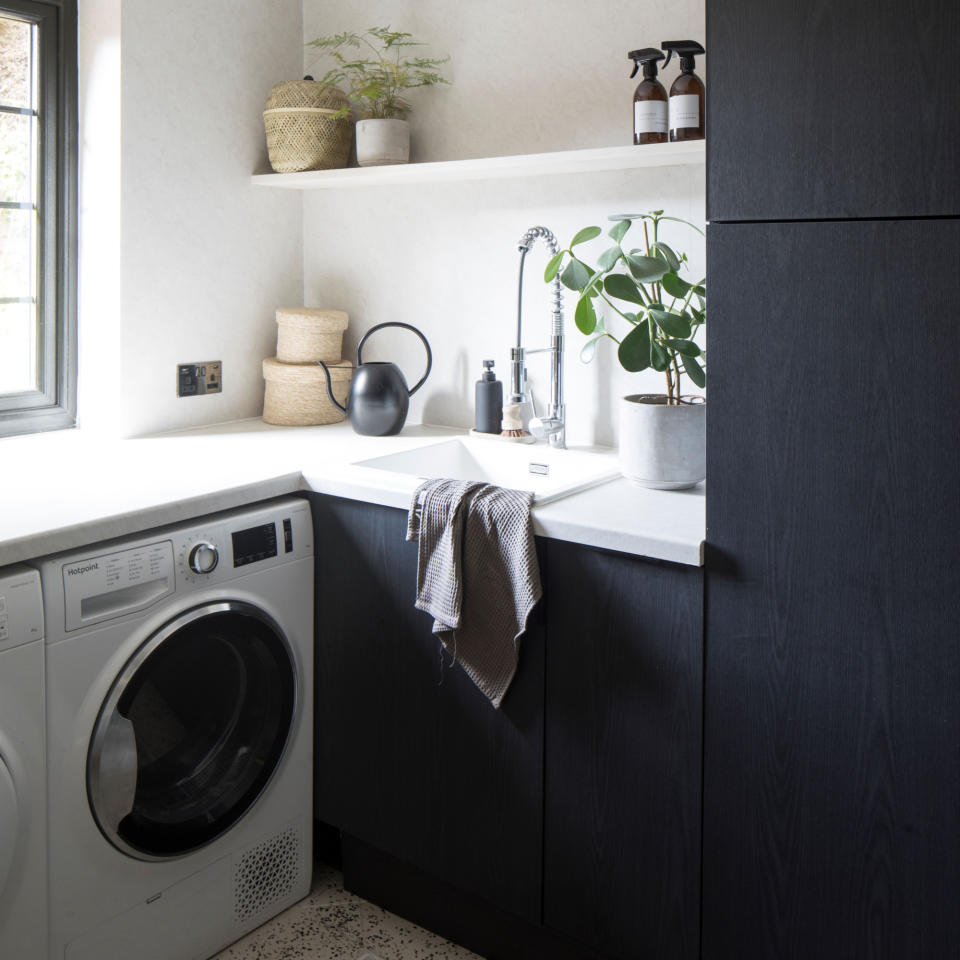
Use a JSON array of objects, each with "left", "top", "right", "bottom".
[{"left": 318, "top": 322, "right": 432, "bottom": 436}]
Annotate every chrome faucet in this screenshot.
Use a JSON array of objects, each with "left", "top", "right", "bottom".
[{"left": 511, "top": 225, "right": 565, "bottom": 448}]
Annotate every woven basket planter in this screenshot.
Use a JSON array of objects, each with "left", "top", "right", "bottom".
[
  {"left": 263, "top": 357, "right": 353, "bottom": 426},
  {"left": 263, "top": 78, "right": 352, "bottom": 174},
  {"left": 275, "top": 307, "right": 349, "bottom": 363}
]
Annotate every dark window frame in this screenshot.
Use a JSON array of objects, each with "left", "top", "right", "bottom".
[{"left": 0, "top": 0, "right": 77, "bottom": 437}]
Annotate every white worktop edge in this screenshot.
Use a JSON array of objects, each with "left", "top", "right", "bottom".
[{"left": 0, "top": 420, "right": 704, "bottom": 568}]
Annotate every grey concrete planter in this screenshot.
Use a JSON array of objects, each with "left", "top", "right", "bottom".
[
  {"left": 356, "top": 118, "right": 410, "bottom": 166},
  {"left": 619, "top": 394, "right": 706, "bottom": 489}
]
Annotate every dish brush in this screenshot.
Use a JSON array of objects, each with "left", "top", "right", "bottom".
[{"left": 501, "top": 401, "right": 530, "bottom": 439}]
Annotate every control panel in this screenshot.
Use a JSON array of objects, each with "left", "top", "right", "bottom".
[
  {"left": 0, "top": 566, "right": 43, "bottom": 652},
  {"left": 62, "top": 541, "right": 175, "bottom": 632},
  {"left": 47, "top": 499, "right": 313, "bottom": 635},
  {"left": 173, "top": 500, "right": 312, "bottom": 585}
]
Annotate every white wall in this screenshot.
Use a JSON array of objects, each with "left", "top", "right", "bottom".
[
  {"left": 77, "top": 0, "right": 121, "bottom": 434},
  {"left": 78, "top": 0, "right": 305, "bottom": 437},
  {"left": 301, "top": 0, "right": 706, "bottom": 446}
]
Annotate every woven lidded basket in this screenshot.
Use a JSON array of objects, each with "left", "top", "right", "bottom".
[
  {"left": 262, "top": 357, "right": 353, "bottom": 426},
  {"left": 275, "top": 307, "right": 349, "bottom": 363},
  {"left": 263, "top": 78, "right": 352, "bottom": 174}
]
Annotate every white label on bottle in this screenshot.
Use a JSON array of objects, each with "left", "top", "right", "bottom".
[
  {"left": 634, "top": 100, "right": 667, "bottom": 135},
  {"left": 670, "top": 94, "right": 700, "bottom": 130}
]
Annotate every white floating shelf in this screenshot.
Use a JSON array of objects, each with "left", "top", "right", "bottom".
[{"left": 251, "top": 140, "right": 705, "bottom": 190}]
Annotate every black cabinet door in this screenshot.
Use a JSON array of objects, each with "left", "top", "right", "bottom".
[
  {"left": 543, "top": 539, "right": 703, "bottom": 960},
  {"left": 703, "top": 220, "right": 960, "bottom": 959},
  {"left": 310, "top": 494, "right": 544, "bottom": 924},
  {"left": 707, "top": 0, "right": 960, "bottom": 221}
]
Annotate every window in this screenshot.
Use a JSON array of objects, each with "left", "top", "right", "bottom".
[{"left": 0, "top": 0, "right": 76, "bottom": 437}]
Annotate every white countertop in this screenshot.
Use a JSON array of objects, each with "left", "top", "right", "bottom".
[{"left": 0, "top": 419, "right": 704, "bottom": 567}]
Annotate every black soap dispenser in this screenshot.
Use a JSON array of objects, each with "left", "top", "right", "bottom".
[
  {"left": 661, "top": 40, "right": 705, "bottom": 141},
  {"left": 628, "top": 48, "right": 668, "bottom": 144},
  {"left": 475, "top": 360, "right": 503, "bottom": 434}
]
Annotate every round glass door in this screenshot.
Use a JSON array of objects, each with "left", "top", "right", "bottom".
[
  {"left": 87, "top": 601, "right": 296, "bottom": 860},
  {"left": 0, "top": 755, "right": 18, "bottom": 896}
]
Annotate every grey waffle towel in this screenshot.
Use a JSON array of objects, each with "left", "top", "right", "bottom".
[{"left": 406, "top": 478, "right": 542, "bottom": 708}]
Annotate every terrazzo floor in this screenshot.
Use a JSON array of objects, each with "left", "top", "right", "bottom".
[{"left": 213, "top": 863, "right": 483, "bottom": 960}]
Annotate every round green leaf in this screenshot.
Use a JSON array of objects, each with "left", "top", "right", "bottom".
[
  {"left": 660, "top": 270, "right": 693, "bottom": 299},
  {"left": 626, "top": 255, "right": 668, "bottom": 283},
  {"left": 649, "top": 306, "right": 691, "bottom": 338},
  {"left": 603, "top": 273, "right": 645, "bottom": 305},
  {"left": 560, "top": 258, "right": 592, "bottom": 291},
  {"left": 608, "top": 219, "right": 631, "bottom": 244},
  {"left": 574, "top": 295, "right": 597, "bottom": 335},
  {"left": 652, "top": 241, "right": 681, "bottom": 272},
  {"left": 682, "top": 354, "right": 706, "bottom": 388},
  {"left": 580, "top": 336, "right": 603, "bottom": 363},
  {"left": 618, "top": 322, "right": 651, "bottom": 372},
  {"left": 544, "top": 251, "right": 564, "bottom": 282},
  {"left": 650, "top": 341, "right": 670, "bottom": 372},
  {"left": 666, "top": 338, "right": 701, "bottom": 357},
  {"left": 570, "top": 226, "right": 602, "bottom": 247},
  {"left": 596, "top": 245, "right": 623, "bottom": 271}
]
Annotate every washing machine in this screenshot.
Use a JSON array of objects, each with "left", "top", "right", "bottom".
[
  {"left": 37, "top": 498, "right": 314, "bottom": 960},
  {"left": 0, "top": 565, "right": 47, "bottom": 960}
]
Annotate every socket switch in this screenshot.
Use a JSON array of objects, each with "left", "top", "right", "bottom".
[{"left": 177, "top": 361, "right": 222, "bottom": 397}]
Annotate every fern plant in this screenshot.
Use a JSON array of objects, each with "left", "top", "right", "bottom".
[{"left": 307, "top": 27, "right": 449, "bottom": 120}]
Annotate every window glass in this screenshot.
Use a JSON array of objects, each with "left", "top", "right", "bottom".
[
  {"left": 0, "top": 1, "right": 76, "bottom": 435},
  {"left": 0, "top": 15, "right": 32, "bottom": 107},
  {"left": 0, "top": 302, "right": 36, "bottom": 391},
  {"left": 0, "top": 207, "right": 33, "bottom": 290},
  {"left": 0, "top": 12, "right": 39, "bottom": 398},
  {"left": 0, "top": 112, "right": 34, "bottom": 203}
]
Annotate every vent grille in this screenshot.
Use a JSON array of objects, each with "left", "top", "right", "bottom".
[{"left": 234, "top": 823, "right": 301, "bottom": 923}]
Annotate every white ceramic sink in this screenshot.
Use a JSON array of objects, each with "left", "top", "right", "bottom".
[{"left": 353, "top": 436, "right": 620, "bottom": 505}]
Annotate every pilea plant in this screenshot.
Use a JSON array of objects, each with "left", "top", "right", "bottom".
[
  {"left": 307, "top": 26, "right": 449, "bottom": 120},
  {"left": 544, "top": 211, "right": 706, "bottom": 404}
]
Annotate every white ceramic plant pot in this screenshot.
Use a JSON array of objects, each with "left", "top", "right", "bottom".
[
  {"left": 619, "top": 394, "right": 706, "bottom": 490},
  {"left": 355, "top": 118, "right": 410, "bottom": 167}
]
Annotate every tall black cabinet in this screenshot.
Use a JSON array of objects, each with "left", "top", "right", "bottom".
[
  {"left": 708, "top": 0, "right": 960, "bottom": 221},
  {"left": 704, "top": 1, "right": 960, "bottom": 958}
]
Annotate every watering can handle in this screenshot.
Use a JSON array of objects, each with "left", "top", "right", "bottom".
[{"left": 357, "top": 322, "right": 433, "bottom": 397}]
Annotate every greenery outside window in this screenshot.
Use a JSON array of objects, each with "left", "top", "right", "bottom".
[{"left": 0, "top": 0, "right": 77, "bottom": 437}]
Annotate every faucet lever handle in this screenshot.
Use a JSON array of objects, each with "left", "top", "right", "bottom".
[{"left": 529, "top": 415, "right": 562, "bottom": 440}]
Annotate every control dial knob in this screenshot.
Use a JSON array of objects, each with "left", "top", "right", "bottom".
[{"left": 188, "top": 541, "right": 219, "bottom": 575}]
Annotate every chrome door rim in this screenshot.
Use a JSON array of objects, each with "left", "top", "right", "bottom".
[{"left": 86, "top": 600, "right": 298, "bottom": 861}]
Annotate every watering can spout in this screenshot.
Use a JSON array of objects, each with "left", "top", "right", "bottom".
[{"left": 316, "top": 360, "right": 348, "bottom": 414}]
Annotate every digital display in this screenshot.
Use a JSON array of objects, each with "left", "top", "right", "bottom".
[{"left": 232, "top": 522, "right": 277, "bottom": 567}]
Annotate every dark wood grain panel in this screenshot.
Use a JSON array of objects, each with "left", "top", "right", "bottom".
[
  {"left": 342, "top": 834, "right": 614, "bottom": 960},
  {"left": 703, "top": 220, "right": 960, "bottom": 959},
  {"left": 309, "top": 494, "right": 544, "bottom": 923},
  {"left": 707, "top": 0, "right": 960, "bottom": 221},
  {"left": 543, "top": 540, "right": 703, "bottom": 960}
]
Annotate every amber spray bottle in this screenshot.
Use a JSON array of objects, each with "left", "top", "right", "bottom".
[
  {"left": 661, "top": 40, "right": 705, "bottom": 141},
  {"left": 628, "top": 48, "right": 668, "bottom": 145}
]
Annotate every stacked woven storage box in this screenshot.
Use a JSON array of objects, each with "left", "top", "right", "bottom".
[{"left": 262, "top": 308, "right": 353, "bottom": 425}]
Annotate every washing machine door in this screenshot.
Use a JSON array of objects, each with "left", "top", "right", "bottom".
[
  {"left": 87, "top": 601, "right": 296, "bottom": 861},
  {"left": 0, "top": 756, "right": 17, "bottom": 898}
]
